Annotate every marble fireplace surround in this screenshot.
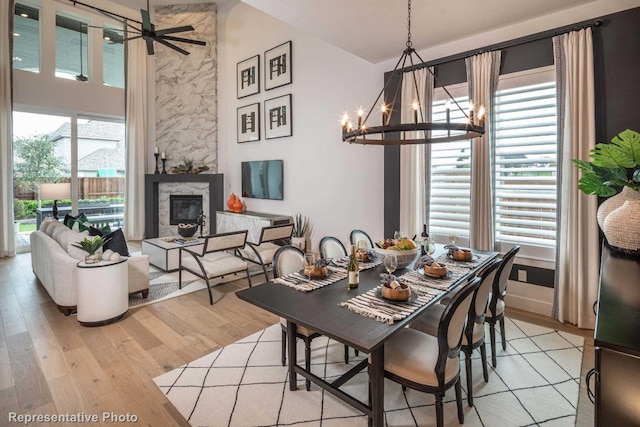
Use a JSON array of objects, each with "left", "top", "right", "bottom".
[{"left": 145, "top": 174, "right": 224, "bottom": 238}]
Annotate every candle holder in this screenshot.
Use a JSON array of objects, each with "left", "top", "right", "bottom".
[
  {"left": 161, "top": 158, "right": 167, "bottom": 174},
  {"left": 154, "top": 153, "right": 160, "bottom": 174}
]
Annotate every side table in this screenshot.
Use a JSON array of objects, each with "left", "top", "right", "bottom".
[{"left": 77, "top": 257, "right": 128, "bottom": 326}]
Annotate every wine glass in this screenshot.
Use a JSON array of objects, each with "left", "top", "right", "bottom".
[
  {"left": 356, "top": 240, "right": 368, "bottom": 260},
  {"left": 303, "top": 253, "right": 315, "bottom": 284},
  {"left": 448, "top": 232, "right": 459, "bottom": 246},
  {"left": 384, "top": 254, "right": 398, "bottom": 275},
  {"left": 426, "top": 238, "right": 436, "bottom": 256},
  {"left": 394, "top": 231, "right": 405, "bottom": 242}
]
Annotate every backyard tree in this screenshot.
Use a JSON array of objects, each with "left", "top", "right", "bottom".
[{"left": 13, "top": 133, "right": 67, "bottom": 197}]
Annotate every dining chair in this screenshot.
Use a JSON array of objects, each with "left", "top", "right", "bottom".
[
  {"left": 238, "top": 223, "right": 294, "bottom": 282},
  {"left": 273, "top": 245, "right": 352, "bottom": 391},
  {"left": 486, "top": 245, "right": 520, "bottom": 367},
  {"left": 179, "top": 230, "right": 251, "bottom": 305},
  {"left": 319, "top": 236, "right": 347, "bottom": 259},
  {"left": 409, "top": 259, "right": 501, "bottom": 406},
  {"left": 349, "top": 229, "right": 374, "bottom": 249},
  {"left": 369, "top": 276, "right": 481, "bottom": 427}
]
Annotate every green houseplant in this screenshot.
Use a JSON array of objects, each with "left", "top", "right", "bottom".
[
  {"left": 573, "top": 129, "right": 640, "bottom": 254},
  {"left": 291, "top": 213, "right": 310, "bottom": 250},
  {"left": 71, "top": 235, "right": 111, "bottom": 264}
]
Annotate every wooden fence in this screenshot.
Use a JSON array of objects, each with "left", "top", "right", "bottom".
[{"left": 14, "top": 177, "right": 125, "bottom": 200}]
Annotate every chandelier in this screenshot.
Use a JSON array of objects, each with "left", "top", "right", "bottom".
[{"left": 341, "top": 0, "right": 485, "bottom": 146}]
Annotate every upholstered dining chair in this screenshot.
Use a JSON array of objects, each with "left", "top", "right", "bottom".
[
  {"left": 369, "top": 276, "right": 481, "bottom": 427},
  {"left": 179, "top": 230, "right": 251, "bottom": 305},
  {"left": 349, "top": 229, "right": 374, "bottom": 249},
  {"left": 239, "top": 223, "right": 294, "bottom": 282},
  {"left": 273, "top": 245, "right": 354, "bottom": 391},
  {"left": 409, "top": 258, "right": 502, "bottom": 406},
  {"left": 486, "top": 245, "right": 520, "bottom": 367},
  {"left": 319, "top": 236, "right": 347, "bottom": 259}
]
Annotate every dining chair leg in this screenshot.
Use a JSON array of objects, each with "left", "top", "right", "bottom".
[
  {"left": 500, "top": 317, "right": 507, "bottom": 350},
  {"left": 281, "top": 329, "right": 287, "bottom": 366},
  {"left": 305, "top": 338, "right": 312, "bottom": 391},
  {"left": 464, "top": 348, "right": 473, "bottom": 407},
  {"left": 455, "top": 378, "right": 464, "bottom": 424},
  {"left": 344, "top": 345, "right": 349, "bottom": 364},
  {"left": 480, "top": 341, "right": 489, "bottom": 382},
  {"left": 489, "top": 321, "right": 497, "bottom": 368},
  {"left": 435, "top": 393, "right": 444, "bottom": 427}
]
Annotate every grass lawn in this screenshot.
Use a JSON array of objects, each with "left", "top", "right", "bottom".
[{"left": 19, "top": 223, "right": 36, "bottom": 232}]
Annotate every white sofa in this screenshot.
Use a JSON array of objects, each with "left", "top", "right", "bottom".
[{"left": 30, "top": 219, "right": 149, "bottom": 315}]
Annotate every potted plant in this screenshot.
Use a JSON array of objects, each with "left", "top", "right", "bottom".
[
  {"left": 573, "top": 128, "right": 640, "bottom": 253},
  {"left": 292, "top": 212, "right": 309, "bottom": 251},
  {"left": 71, "top": 235, "right": 111, "bottom": 264}
]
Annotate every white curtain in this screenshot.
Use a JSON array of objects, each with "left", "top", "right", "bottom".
[
  {"left": 552, "top": 28, "right": 598, "bottom": 329},
  {"left": 399, "top": 67, "right": 434, "bottom": 238},
  {"left": 466, "top": 51, "right": 500, "bottom": 251},
  {"left": 124, "top": 36, "right": 148, "bottom": 240},
  {"left": 0, "top": 0, "right": 15, "bottom": 258}
]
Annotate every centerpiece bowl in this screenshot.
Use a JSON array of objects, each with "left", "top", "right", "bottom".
[
  {"left": 373, "top": 246, "right": 420, "bottom": 269},
  {"left": 177, "top": 223, "right": 197, "bottom": 238}
]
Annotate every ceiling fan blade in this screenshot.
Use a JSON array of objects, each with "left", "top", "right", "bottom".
[
  {"left": 155, "top": 26, "right": 194, "bottom": 36},
  {"left": 158, "top": 35, "right": 206, "bottom": 46},
  {"left": 145, "top": 38, "right": 154, "bottom": 55},
  {"left": 141, "top": 8, "right": 152, "bottom": 31},
  {"left": 155, "top": 38, "right": 190, "bottom": 55}
]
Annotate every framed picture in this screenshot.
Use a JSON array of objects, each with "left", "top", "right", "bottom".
[
  {"left": 264, "top": 94, "right": 292, "bottom": 139},
  {"left": 237, "top": 55, "right": 260, "bottom": 98},
  {"left": 237, "top": 103, "right": 260, "bottom": 143},
  {"left": 264, "top": 41, "right": 292, "bottom": 91}
]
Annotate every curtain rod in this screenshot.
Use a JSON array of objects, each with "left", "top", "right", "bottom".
[{"left": 396, "top": 18, "right": 603, "bottom": 73}]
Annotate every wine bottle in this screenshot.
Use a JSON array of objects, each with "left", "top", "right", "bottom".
[
  {"left": 347, "top": 244, "right": 359, "bottom": 290},
  {"left": 421, "top": 224, "right": 428, "bottom": 256}
]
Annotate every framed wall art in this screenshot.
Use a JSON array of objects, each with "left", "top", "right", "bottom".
[
  {"left": 237, "top": 103, "right": 260, "bottom": 143},
  {"left": 264, "top": 41, "right": 292, "bottom": 91},
  {"left": 237, "top": 55, "right": 260, "bottom": 98},
  {"left": 264, "top": 94, "right": 292, "bottom": 139}
]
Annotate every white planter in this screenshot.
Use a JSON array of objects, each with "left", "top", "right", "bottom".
[
  {"left": 597, "top": 186, "right": 640, "bottom": 229},
  {"left": 291, "top": 237, "right": 306, "bottom": 251},
  {"left": 603, "top": 200, "right": 640, "bottom": 255}
]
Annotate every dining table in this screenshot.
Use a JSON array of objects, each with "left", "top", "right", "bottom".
[{"left": 235, "top": 244, "right": 499, "bottom": 426}]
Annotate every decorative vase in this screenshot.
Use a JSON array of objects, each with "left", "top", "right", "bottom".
[
  {"left": 597, "top": 186, "right": 640, "bottom": 229},
  {"left": 232, "top": 197, "right": 243, "bottom": 213},
  {"left": 84, "top": 254, "right": 101, "bottom": 264},
  {"left": 603, "top": 200, "right": 640, "bottom": 255},
  {"left": 227, "top": 193, "right": 237, "bottom": 211},
  {"left": 291, "top": 236, "right": 306, "bottom": 251}
]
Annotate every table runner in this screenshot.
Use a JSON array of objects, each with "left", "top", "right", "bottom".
[{"left": 339, "top": 285, "right": 440, "bottom": 324}]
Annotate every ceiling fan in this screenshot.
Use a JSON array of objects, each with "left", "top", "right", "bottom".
[{"left": 69, "top": 0, "right": 206, "bottom": 56}]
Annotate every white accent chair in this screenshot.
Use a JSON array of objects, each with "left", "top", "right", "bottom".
[
  {"left": 239, "top": 223, "right": 294, "bottom": 282},
  {"left": 179, "top": 230, "right": 251, "bottom": 305}
]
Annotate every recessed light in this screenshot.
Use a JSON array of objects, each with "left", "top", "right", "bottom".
[
  {"left": 13, "top": 32, "right": 19, "bottom": 37},
  {"left": 12, "top": 56, "right": 22, "bottom": 61},
  {"left": 104, "top": 36, "right": 111, "bottom": 41},
  {"left": 20, "top": 13, "right": 28, "bottom": 18}
]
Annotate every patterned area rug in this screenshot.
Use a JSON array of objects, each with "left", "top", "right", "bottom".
[{"left": 153, "top": 317, "right": 584, "bottom": 426}]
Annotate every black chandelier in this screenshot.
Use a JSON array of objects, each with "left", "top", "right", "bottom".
[{"left": 341, "top": 0, "right": 485, "bottom": 146}]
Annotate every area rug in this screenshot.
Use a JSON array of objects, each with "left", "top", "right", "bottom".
[{"left": 153, "top": 317, "right": 584, "bottom": 427}]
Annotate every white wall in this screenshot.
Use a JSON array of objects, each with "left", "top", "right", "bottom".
[{"left": 218, "top": 2, "right": 384, "bottom": 252}]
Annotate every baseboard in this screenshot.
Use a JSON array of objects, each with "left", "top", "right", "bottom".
[{"left": 506, "top": 280, "right": 554, "bottom": 316}]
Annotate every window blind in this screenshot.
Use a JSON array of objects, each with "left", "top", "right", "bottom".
[{"left": 494, "top": 81, "right": 557, "bottom": 247}]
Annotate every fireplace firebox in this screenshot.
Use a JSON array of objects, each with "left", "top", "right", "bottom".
[{"left": 170, "top": 195, "right": 203, "bottom": 225}]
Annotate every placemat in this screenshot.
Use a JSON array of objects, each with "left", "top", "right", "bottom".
[
  {"left": 273, "top": 267, "right": 347, "bottom": 292},
  {"left": 398, "top": 269, "right": 465, "bottom": 291},
  {"left": 436, "top": 251, "right": 491, "bottom": 269},
  {"left": 330, "top": 255, "right": 382, "bottom": 271}
]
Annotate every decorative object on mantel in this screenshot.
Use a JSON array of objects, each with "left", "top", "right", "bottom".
[
  {"left": 227, "top": 193, "right": 237, "bottom": 211},
  {"left": 161, "top": 151, "right": 167, "bottom": 174},
  {"left": 292, "top": 212, "right": 309, "bottom": 251},
  {"left": 171, "top": 158, "right": 209, "bottom": 174},
  {"left": 196, "top": 210, "right": 206, "bottom": 238},
  {"left": 231, "top": 197, "right": 244, "bottom": 213},
  {"left": 71, "top": 235, "right": 111, "bottom": 264},
  {"left": 573, "top": 129, "right": 640, "bottom": 254},
  {"left": 340, "top": 0, "right": 485, "bottom": 146},
  {"left": 153, "top": 148, "right": 160, "bottom": 174}
]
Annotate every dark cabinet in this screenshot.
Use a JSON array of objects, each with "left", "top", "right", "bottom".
[{"left": 593, "top": 243, "right": 640, "bottom": 426}]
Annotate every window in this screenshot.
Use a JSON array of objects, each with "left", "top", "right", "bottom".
[
  {"left": 428, "top": 93, "right": 471, "bottom": 242},
  {"left": 13, "top": 3, "right": 40, "bottom": 73},
  {"left": 494, "top": 73, "right": 557, "bottom": 255},
  {"left": 55, "top": 15, "right": 88, "bottom": 80},
  {"left": 103, "top": 28, "right": 124, "bottom": 88}
]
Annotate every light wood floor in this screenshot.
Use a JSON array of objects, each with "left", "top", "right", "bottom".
[{"left": 0, "top": 250, "right": 594, "bottom": 426}]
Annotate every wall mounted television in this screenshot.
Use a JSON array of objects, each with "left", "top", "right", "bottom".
[{"left": 241, "top": 160, "right": 284, "bottom": 200}]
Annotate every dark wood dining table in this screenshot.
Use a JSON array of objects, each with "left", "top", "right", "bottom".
[{"left": 236, "top": 245, "right": 499, "bottom": 426}]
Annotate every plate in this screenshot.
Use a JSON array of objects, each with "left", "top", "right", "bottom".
[
  {"left": 419, "top": 268, "right": 451, "bottom": 279},
  {"left": 375, "top": 288, "right": 418, "bottom": 303},
  {"left": 446, "top": 253, "right": 479, "bottom": 262},
  {"left": 299, "top": 269, "right": 332, "bottom": 280}
]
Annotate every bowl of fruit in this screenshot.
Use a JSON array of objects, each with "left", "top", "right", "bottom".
[
  {"left": 373, "top": 237, "right": 420, "bottom": 269},
  {"left": 177, "top": 223, "right": 197, "bottom": 238}
]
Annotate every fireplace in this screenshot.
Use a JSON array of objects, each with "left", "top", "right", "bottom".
[{"left": 170, "top": 195, "right": 203, "bottom": 225}]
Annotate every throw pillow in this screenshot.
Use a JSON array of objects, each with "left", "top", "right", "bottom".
[
  {"left": 39, "top": 217, "right": 56, "bottom": 233},
  {"left": 66, "top": 230, "right": 91, "bottom": 261},
  {"left": 69, "top": 213, "right": 91, "bottom": 233},
  {"left": 63, "top": 213, "right": 75, "bottom": 228},
  {"left": 90, "top": 227, "right": 129, "bottom": 257}
]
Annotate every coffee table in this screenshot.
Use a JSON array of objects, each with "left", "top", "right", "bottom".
[{"left": 141, "top": 237, "right": 203, "bottom": 272}]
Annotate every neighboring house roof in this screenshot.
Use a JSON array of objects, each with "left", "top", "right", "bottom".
[
  {"left": 78, "top": 147, "right": 125, "bottom": 171},
  {"left": 50, "top": 120, "right": 125, "bottom": 142}
]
